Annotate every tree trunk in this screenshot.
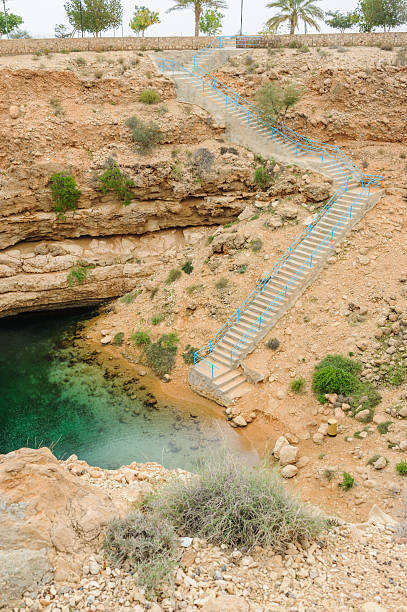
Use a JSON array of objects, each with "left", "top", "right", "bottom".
[
  {"left": 290, "top": 19, "right": 295, "bottom": 35},
  {"left": 142, "top": 30, "right": 145, "bottom": 37},
  {"left": 195, "top": 5, "right": 200, "bottom": 37}
]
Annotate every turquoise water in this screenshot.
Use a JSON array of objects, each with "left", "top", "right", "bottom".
[{"left": 0, "top": 309, "right": 257, "bottom": 470}]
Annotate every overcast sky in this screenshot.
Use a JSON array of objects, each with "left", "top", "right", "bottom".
[{"left": 2, "top": 0, "right": 381, "bottom": 38}]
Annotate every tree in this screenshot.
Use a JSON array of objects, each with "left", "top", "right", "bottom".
[
  {"left": 55, "top": 24, "right": 72, "bottom": 38},
  {"left": 255, "top": 82, "right": 303, "bottom": 121},
  {"left": 356, "top": 0, "right": 407, "bottom": 31},
  {"left": 64, "top": 0, "right": 123, "bottom": 37},
  {"left": 9, "top": 29, "right": 31, "bottom": 38},
  {"left": 265, "top": 0, "right": 324, "bottom": 35},
  {"left": 325, "top": 10, "right": 357, "bottom": 32},
  {"left": 199, "top": 8, "right": 224, "bottom": 34},
  {"left": 129, "top": 5, "right": 160, "bottom": 37},
  {"left": 0, "top": 12, "right": 23, "bottom": 37},
  {"left": 167, "top": 0, "right": 228, "bottom": 37}
]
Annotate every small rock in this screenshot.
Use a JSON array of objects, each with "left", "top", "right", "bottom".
[
  {"left": 273, "top": 436, "right": 289, "bottom": 459},
  {"left": 180, "top": 537, "right": 193, "bottom": 548},
  {"left": 373, "top": 457, "right": 387, "bottom": 470},
  {"left": 9, "top": 105, "right": 19, "bottom": 119},
  {"left": 297, "top": 455, "right": 310, "bottom": 468},
  {"left": 355, "top": 409, "right": 370, "bottom": 422},
  {"left": 313, "top": 432, "right": 324, "bottom": 445},
  {"left": 281, "top": 465, "right": 298, "bottom": 478},
  {"left": 88, "top": 560, "right": 100, "bottom": 575},
  {"left": 233, "top": 415, "right": 247, "bottom": 427},
  {"left": 101, "top": 336, "right": 112, "bottom": 345}
]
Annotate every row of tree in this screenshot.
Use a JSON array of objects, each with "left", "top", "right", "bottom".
[{"left": 1, "top": 0, "right": 406, "bottom": 40}]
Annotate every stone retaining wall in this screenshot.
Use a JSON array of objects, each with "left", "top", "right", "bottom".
[{"left": 0, "top": 31, "right": 406, "bottom": 56}]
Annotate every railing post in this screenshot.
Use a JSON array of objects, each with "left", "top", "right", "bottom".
[
  {"left": 237, "top": 308, "right": 240, "bottom": 322},
  {"left": 295, "top": 144, "right": 298, "bottom": 156},
  {"left": 321, "top": 150, "right": 324, "bottom": 162},
  {"left": 284, "top": 285, "right": 287, "bottom": 298},
  {"left": 211, "top": 363, "right": 214, "bottom": 377},
  {"left": 210, "top": 339, "right": 212, "bottom": 352},
  {"left": 346, "top": 176, "right": 349, "bottom": 191},
  {"left": 230, "top": 350, "right": 233, "bottom": 365},
  {"left": 331, "top": 229, "right": 334, "bottom": 244}
]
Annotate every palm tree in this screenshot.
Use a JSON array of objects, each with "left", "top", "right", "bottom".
[
  {"left": 266, "top": 0, "right": 324, "bottom": 35},
  {"left": 167, "top": 0, "right": 227, "bottom": 37}
]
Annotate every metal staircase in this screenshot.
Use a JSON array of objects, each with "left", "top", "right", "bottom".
[{"left": 153, "top": 36, "right": 383, "bottom": 406}]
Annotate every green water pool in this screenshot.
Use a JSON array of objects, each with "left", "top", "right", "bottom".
[{"left": 0, "top": 308, "right": 257, "bottom": 470}]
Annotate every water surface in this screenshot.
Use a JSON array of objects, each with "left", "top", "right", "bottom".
[{"left": 0, "top": 309, "right": 257, "bottom": 470}]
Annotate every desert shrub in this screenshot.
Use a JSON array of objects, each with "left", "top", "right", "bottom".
[
  {"left": 113, "top": 332, "right": 124, "bottom": 346},
  {"left": 151, "top": 314, "right": 164, "bottom": 325},
  {"left": 121, "top": 292, "right": 136, "bottom": 304},
  {"left": 380, "top": 43, "right": 393, "bottom": 51},
  {"left": 192, "top": 148, "right": 215, "bottom": 174},
  {"left": 251, "top": 238, "right": 263, "bottom": 252},
  {"left": 236, "top": 264, "right": 247, "bottom": 274},
  {"left": 166, "top": 268, "right": 181, "bottom": 284},
  {"left": 139, "top": 88, "right": 160, "bottom": 104},
  {"left": 182, "top": 344, "right": 198, "bottom": 364},
  {"left": 255, "top": 81, "right": 303, "bottom": 122},
  {"left": 50, "top": 171, "right": 81, "bottom": 220},
  {"left": 266, "top": 338, "right": 280, "bottom": 350},
  {"left": 339, "top": 472, "right": 354, "bottom": 491},
  {"left": 145, "top": 333, "right": 179, "bottom": 377},
  {"left": 288, "top": 39, "right": 302, "bottom": 49},
  {"left": 104, "top": 511, "right": 177, "bottom": 597},
  {"left": 75, "top": 56, "right": 86, "bottom": 65},
  {"left": 67, "top": 261, "right": 95, "bottom": 287},
  {"left": 181, "top": 260, "right": 193, "bottom": 275},
  {"left": 254, "top": 166, "right": 272, "bottom": 189},
  {"left": 396, "top": 461, "right": 407, "bottom": 476},
  {"left": 377, "top": 421, "right": 392, "bottom": 434},
  {"left": 291, "top": 377, "right": 306, "bottom": 394},
  {"left": 186, "top": 284, "right": 203, "bottom": 295},
  {"left": 215, "top": 277, "right": 228, "bottom": 290},
  {"left": 49, "top": 98, "right": 64, "bottom": 116},
  {"left": 98, "top": 160, "right": 134, "bottom": 206},
  {"left": 299, "top": 45, "right": 310, "bottom": 53},
  {"left": 386, "top": 363, "right": 407, "bottom": 386},
  {"left": 130, "top": 330, "right": 151, "bottom": 346},
  {"left": 394, "top": 46, "right": 407, "bottom": 66},
  {"left": 148, "top": 454, "right": 327, "bottom": 551},
  {"left": 125, "top": 116, "right": 163, "bottom": 154},
  {"left": 171, "top": 163, "right": 182, "bottom": 180},
  {"left": 94, "top": 70, "right": 103, "bottom": 79}
]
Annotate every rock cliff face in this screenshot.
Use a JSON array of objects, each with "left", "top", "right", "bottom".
[{"left": 0, "top": 61, "right": 264, "bottom": 317}]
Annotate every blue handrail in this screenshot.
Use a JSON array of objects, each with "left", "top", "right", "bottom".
[{"left": 156, "top": 41, "right": 383, "bottom": 375}]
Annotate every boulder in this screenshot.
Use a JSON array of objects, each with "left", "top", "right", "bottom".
[
  {"left": 279, "top": 445, "right": 299, "bottom": 467},
  {"left": 0, "top": 448, "right": 126, "bottom": 607},
  {"left": 373, "top": 457, "right": 387, "bottom": 470},
  {"left": 355, "top": 409, "right": 370, "bottom": 422},
  {"left": 9, "top": 105, "right": 19, "bottom": 119}
]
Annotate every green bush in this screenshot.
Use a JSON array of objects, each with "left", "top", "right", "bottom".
[
  {"left": 377, "top": 421, "right": 392, "bottom": 435},
  {"left": 181, "top": 260, "right": 193, "bottom": 275},
  {"left": 67, "top": 261, "right": 95, "bottom": 286},
  {"left": 288, "top": 39, "right": 302, "bottom": 49},
  {"left": 121, "top": 292, "right": 136, "bottom": 304},
  {"left": 339, "top": 472, "right": 354, "bottom": 491},
  {"left": 166, "top": 268, "right": 182, "bottom": 283},
  {"left": 367, "top": 454, "right": 388, "bottom": 466},
  {"left": 148, "top": 454, "right": 327, "bottom": 551},
  {"left": 315, "top": 354, "right": 362, "bottom": 376},
  {"left": 291, "top": 377, "right": 306, "bottom": 394},
  {"left": 313, "top": 366, "right": 358, "bottom": 396},
  {"left": 50, "top": 171, "right": 81, "bottom": 220},
  {"left": 396, "top": 460, "right": 407, "bottom": 476},
  {"left": 125, "top": 116, "right": 163, "bottom": 154},
  {"left": 251, "top": 238, "right": 263, "bottom": 252},
  {"left": 145, "top": 333, "right": 179, "bottom": 377},
  {"left": 139, "top": 88, "right": 160, "bottom": 104},
  {"left": 104, "top": 511, "right": 177, "bottom": 598},
  {"left": 151, "top": 314, "right": 164, "bottom": 325},
  {"left": 98, "top": 160, "right": 134, "bottom": 206},
  {"left": 75, "top": 56, "right": 86, "bottom": 65},
  {"left": 254, "top": 166, "right": 272, "bottom": 189},
  {"left": 113, "top": 332, "right": 124, "bottom": 346},
  {"left": 182, "top": 344, "right": 198, "bottom": 365},
  {"left": 49, "top": 98, "right": 64, "bottom": 116},
  {"left": 130, "top": 330, "right": 151, "bottom": 346}
]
